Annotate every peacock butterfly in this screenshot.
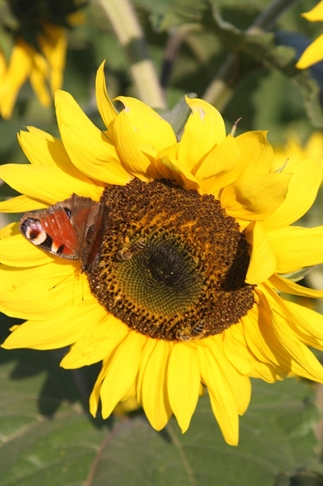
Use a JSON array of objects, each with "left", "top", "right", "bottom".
[{"left": 19, "top": 194, "right": 108, "bottom": 272}]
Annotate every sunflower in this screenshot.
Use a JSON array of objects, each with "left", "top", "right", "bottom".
[
  {"left": 296, "top": 0, "right": 323, "bottom": 69},
  {"left": 0, "top": 0, "right": 85, "bottom": 119},
  {"left": 1, "top": 62, "right": 322, "bottom": 446}
]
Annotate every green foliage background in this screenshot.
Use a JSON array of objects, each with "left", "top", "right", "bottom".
[{"left": 0, "top": 1, "right": 322, "bottom": 485}]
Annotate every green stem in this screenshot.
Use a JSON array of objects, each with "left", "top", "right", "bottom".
[
  {"left": 203, "top": 0, "right": 298, "bottom": 108},
  {"left": 98, "top": 0, "right": 166, "bottom": 109}
]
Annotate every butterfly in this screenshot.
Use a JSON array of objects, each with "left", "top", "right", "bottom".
[{"left": 19, "top": 194, "right": 108, "bottom": 272}]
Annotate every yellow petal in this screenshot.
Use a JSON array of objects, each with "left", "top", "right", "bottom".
[
  {"left": 115, "top": 96, "right": 176, "bottom": 152},
  {"left": 0, "top": 222, "right": 17, "bottom": 239},
  {"left": 221, "top": 172, "right": 291, "bottom": 220},
  {"left": 29, "top": 49, "right": 51, "bottom": 106},
  {"left": 205, "top": 338, "right": 251, "bottom": 416},
  {"left": 154, "top": 143, "right": 180, "bottom": 180},
  {"left": 196, "top": 135, "right": 240, "bottom": 195},
  {"left": 139, "top": 340, "right": 173, "bottom": 430},
  {"left": 0, "top": 49, "right": 6, "bottom": 79},
  {"left": 235, "top": 131, "right": 274, "bottom": 177},
  {"left": 61, "top": 315, "right": 129, "bottom": 368},
  {"left": 112, "top": 96, "right": 176, "bottom": 179},
  {"left": 39, "top": 24, "right": 66, "bottom": 93},
  {"left": 156, "top": 152, "right": 199, "bottom": 190},
  {"left": 261, "top": 281, "right": 323, "bottom": 348},
  {"left": 242, "top": 295, "right": 291, "bottom": 369},
  {"left": 0, "top": 195, "right": 47, "bottom": 213},
  {"left": 96, "top": 60, "right": 118, "bottom": 128},
  {"left": 198, "top": 345, "right": 239, "bottom": 446},
  {"left": 2, "top": 302, "right": 101, "bottom": 350},
  {"left": 1, "top": 262, "right": 84, "bottom": 319},
  {"left": 55, "top": 90, "right": 131, "bottom": 185},
  {"left": 261, "top": 287, "right": 323, "bottom": 381},
  {"left": 267, "top": 226, "right": 323, "bottom": 273},
  {"left": 18, "top": 127, "right": 59, "bottom": 167},
  {"left": 245, "top": 222, "right": 277, "bottom": 284},
  {"left": 248, "top": 357, "right": 284, "bottom": 383},
  {"left": 280, "top": 299, "right": 323, "bottom": 346},
  {"left": 222, "top": 324, "right": 251, "bottom": 375},
  {"left": 0, "top": 233, "right": 53, "bottom": 267},
  {"left": 100, "top": 333, "right": 145, "bottom": 419},
  {"left": 263, "top": 156, "right": 323, "bottom": 230},
  {"left": 89, "top": 358, "right": 110, "bottom": 417},
  {"left": 270, "top": 273, "right": 323, "bottom": 299},
  {"left": 167, "top": 343, "right": 200, "bottom": 433},
  {"left": 301, "top": 1, "right": 323, "bottom": 22},
  {"left": 0, "top": 163, "right": 101, "bottom": 204},
  {"left": 178, "top": 97, "right": 226, "bottom": 172},
  {"left": 296, "top": 34, "right": 323, "bottom": 69}
]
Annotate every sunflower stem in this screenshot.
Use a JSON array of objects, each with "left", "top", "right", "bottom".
[
  {"left": 203, "top": 0, "right": 298, "bottom": 108},
  {"left": 98, "top": 0, "right": 166, "bottom": 109}
]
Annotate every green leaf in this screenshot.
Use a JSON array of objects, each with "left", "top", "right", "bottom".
[
  {"left": 144, "top": 0, "right": 323, "bottom": 127},
  {"left": 1, "top": 348, "right": 321, "bottom": 486},
  {"left": 159, "top": 94, "right": 196, "bottom": 138}
]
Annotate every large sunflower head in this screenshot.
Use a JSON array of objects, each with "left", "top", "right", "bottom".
[{"left": 1, "top": 61, "right": 322, "bottom": 446}]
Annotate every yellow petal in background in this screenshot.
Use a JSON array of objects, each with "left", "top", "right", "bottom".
[
  {"left": 167, "top": 344, "right": 200, "bottom": 433},
  {"left": 296, "top": 34, "right": 323, "bottom": 69},
  {"left": 178, "top": 97, "right": 226, "bottom": 172},
  {"left": 29, "top": 48, "right": 51, "bottom": 107},
  {"left": 301, "top": 1, "right": 323, "bottom": 21},
  {"left": 0, "top": 39, "right": 32, "bottom": 119},
  {"left": 39, "top": 24, "right": 67, "bottom": 93}
]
